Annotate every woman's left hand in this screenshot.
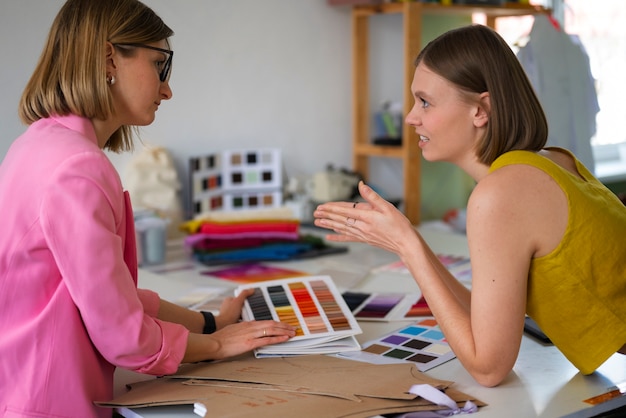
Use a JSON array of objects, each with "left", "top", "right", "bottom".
[
  {"left": 214, "top": 288, "right": 254, "bottom": 330},
  {"left": 313, "top": 181, "right": 416, "bottom": 256}
]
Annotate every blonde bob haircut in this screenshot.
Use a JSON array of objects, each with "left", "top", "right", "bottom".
[
  {"left": 414, "top": 24, "right": 548, "bottom": 166},
  {"left": 19, "top": 0, "right": 174, "bottom": 153}
]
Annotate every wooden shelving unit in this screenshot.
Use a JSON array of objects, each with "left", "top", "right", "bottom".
[{"left": 351, "top": 2, "right": 550, "bottom": 224}]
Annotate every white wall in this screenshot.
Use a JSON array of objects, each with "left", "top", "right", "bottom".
[
  {"left": 2, "top": 1, "right": 410, "bottom": 210},
  {"left": 6, "top": 1, "right": 488, "bottom": 221}
]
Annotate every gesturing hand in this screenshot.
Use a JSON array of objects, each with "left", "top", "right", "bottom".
[{"left": 313, "top": 181, "right": 415, "bottom": 255}]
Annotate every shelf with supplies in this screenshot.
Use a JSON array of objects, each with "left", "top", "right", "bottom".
[{"left": 350, "top": 1, "right": 551, "bottom": 224}]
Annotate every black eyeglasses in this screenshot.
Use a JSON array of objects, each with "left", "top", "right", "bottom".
[{"left": 113, "top": 43, "right": 173, "bottom": 82}]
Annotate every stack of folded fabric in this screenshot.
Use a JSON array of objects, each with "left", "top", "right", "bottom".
[{"left": 181, "top": 208, "right": 346, "bottom": 265}]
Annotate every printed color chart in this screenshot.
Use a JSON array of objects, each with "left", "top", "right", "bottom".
[
  {"left": 188, "top": 149, "right": 283, "bottom": 217},
  {"left": 236, "top": 276, "right": 362, "bottom": 356},
  {"left": 341, "top": 318, "right": 455, "bottom": 372}
]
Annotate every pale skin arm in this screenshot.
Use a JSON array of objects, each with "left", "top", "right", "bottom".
[
  {"left": 157, "top": 288, "right": 296, "bottom": 362},
  {"left": 314, "top": 176, "right": 559, "bottom": 387}
]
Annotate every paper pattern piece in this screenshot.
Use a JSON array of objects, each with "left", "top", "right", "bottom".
[
  {"left": 99, "top": 354, "right": 486, "bottom": 417},
  {"left": 340, "top": 318, "right": 456, "bottom": 372},
  {"left": 236, "top": 275, "right": 362, "bottom": 356}
]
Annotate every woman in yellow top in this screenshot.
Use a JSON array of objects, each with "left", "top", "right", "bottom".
[{"left": 314, "top": 24, "right": 626, "bottom": 387}]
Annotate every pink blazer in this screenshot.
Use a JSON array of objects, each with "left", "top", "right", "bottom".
[{"left": 0, "top": 115, "right": 188, "bottom": 418}]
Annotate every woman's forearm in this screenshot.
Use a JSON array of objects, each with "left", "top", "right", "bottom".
[{"left": 157, "top": 298, "right": 205, "bottom": 334}]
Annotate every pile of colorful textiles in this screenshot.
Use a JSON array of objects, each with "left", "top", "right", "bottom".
[{"left": 180, "top": 209, "right": 346, "bottom": 265}]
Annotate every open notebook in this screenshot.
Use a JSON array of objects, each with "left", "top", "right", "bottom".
[{"left": 235, "top": 275, "right": 362, "bottom": 357}]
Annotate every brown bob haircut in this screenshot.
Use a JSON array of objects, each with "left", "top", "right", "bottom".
[
  {"left": 414, "top": 24, "right": 548, "bottom": 165},
  {"left": 19, "top": 0, "right": 174, "bottom": 153}
]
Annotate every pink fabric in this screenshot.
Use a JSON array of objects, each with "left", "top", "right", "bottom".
[
  {"left": 0, "top": 115, "right": 188, "bottom": 418},
  {"left": 184, "top": 232, "right": 299, "bottom": 248}
]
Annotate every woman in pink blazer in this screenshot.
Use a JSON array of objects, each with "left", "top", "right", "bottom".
[{"left": 0, "top": 1, "right": 295, "bottom": 417}]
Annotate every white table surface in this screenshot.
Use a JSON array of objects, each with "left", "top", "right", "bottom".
[{"left": 115, "top": 222, "right": 626, "bottom": 418}]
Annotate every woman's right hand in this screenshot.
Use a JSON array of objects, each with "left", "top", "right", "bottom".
[{"left": 183, "top": 320, "right": 296, "bottom": 363}]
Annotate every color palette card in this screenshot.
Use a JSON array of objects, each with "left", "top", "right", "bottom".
[
  {"left": 342, "top": 291, "right": 431, "bottom": 321},
  {"left": 372, "top": 254, "right": 472, "bottom": 287},
  {"left": 236, "top": 275, "right": 362, "bottom": 357},
  {"left": 203, "top": 263, "right": 309, "bottom": 284},
  {"left": 221, "top": 149, "right": 282, "bottom": 191},
  {"left": 188, "top": 149, "right": 283, "bottom": 216},
  {"left": 338, "top": 318, "right": 455, "bottom": 372}
]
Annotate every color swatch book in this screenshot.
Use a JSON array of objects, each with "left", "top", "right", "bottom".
[
  {"left": 342, "top": 291, "right": 432, "bottom": 321},
  {"left": 235, "top": 275, "right": 362, "bottom": 357},
  {"left": 338, "top": 318, "right": 455, "bottom": 372}
]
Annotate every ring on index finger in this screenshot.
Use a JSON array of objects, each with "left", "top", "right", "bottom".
[
  {"left": 346, "top": 217, "right": 356, "bottom": 226},
  {"left": 353, "top": 202, "right": 358, "bottom": 208}
]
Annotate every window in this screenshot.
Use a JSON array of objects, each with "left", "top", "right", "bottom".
[
  {"left": 563, "top": 0, "right": 626, "bottom": 149},
  {"left": 476, "top": 0, "right": 626, "bottom": 181}
]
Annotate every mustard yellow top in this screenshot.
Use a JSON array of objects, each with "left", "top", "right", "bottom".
[{"left": 489, "top": 148, "right": 626, "bottom": 374}]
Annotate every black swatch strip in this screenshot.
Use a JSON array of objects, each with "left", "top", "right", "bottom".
[
  {"left": 267, "top": 285, "right": 290, "bottom": 307},
  {"left": 247, "top": 288, "right": 273, "bottom": 320},
  {"left": 341, "top": 291, "right": 370, "bottom": 312}
]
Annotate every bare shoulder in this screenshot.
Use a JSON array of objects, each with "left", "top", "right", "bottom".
[
  {"left": 470, "top": 163, "right": 550, "bottom": 214},
  {"left": 468, "top": 161, "right": 568, "bottom": 258}
]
